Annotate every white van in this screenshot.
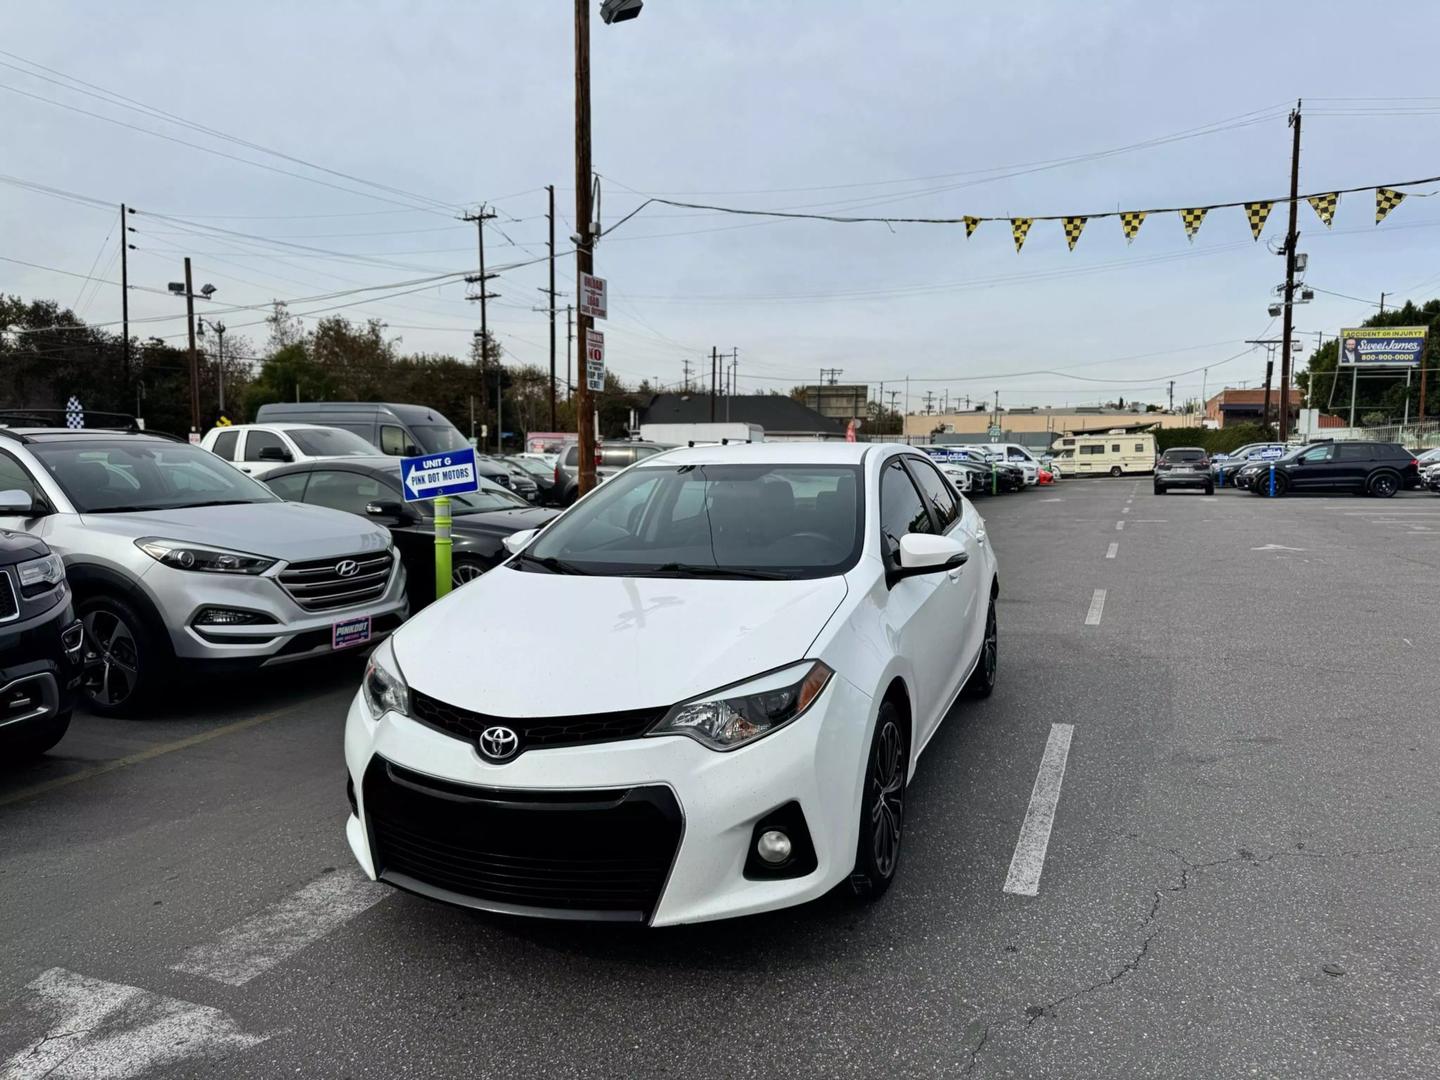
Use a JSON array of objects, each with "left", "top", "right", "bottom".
[
  {"left": 957, "top": 444, "right": 1040, "bottom": 486},
  {"left": 1050, "top": 431, "right": 1156, "bottom": 477}
]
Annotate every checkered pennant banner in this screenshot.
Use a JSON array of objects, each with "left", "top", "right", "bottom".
[
  {"left": 964, "top": 216, "right": 981, "bottom": 238},
  {"left": 64, "top": 395, "right": 83, "bottom": 430},
  {"left": 1179, "top": 207, "right": 1208, "bottom": 242},
  {"left": 1119, "top": 210, "right": 1146, "bottom": 243},
  {"left": 1243, "top": 201, "right": 1273, "bottom": 240},
  {"left": 1061, "top": 216, "right": 1086, "bottom": 251},
  {"left": 1375, "top": 187, "right": 1406, "bottom": 224},
  {"left": 1307, "top": 192, "right": 1338, "bottom": 228},
  {"left": 1011, "top": 217, "right": 1033, "bottom": 253}
]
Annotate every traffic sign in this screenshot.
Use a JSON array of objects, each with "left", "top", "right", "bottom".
[
  {"left": 579, "top": 273, "right": 607, "bottom": 319},
  {"left": 400, "top": 446, "right": 480, "bottom": 502},
  {"left": 585, "top": 328, "right": 605, "bottom": 391}
]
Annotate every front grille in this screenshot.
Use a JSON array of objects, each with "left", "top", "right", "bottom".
[
  {"left": 411, "top": 689, "right": 664, "bottom": 756},
  {"left": 364, "top": 759, "right": 682, "bottom": 920},
  {"left": 0, "top": 571, "right": 16, "bottom": 623},
  {"left": 278, "top": 551, "right": 393, "bottom": 612}
]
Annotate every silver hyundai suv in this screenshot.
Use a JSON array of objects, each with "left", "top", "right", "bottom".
[{"left": 0, "top": 428, "right": 408, "bottom": 714}]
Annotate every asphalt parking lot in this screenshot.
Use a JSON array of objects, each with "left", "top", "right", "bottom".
[{"left": 2, "top": 479, "right": 1438, "bottom": 1079}]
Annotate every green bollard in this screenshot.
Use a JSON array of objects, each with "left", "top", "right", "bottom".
[
  {"left": 991, "top": 465, "right": 998, "bottom": 495},
  {"left": 434, "top": 495, "right": 452, "bottom": 598}
]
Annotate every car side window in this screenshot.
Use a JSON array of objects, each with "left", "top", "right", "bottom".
[
  {"left": 904, "top": 458, "right": 959, "bottom": 532},
  {"left": 266, "top": 472, "right": 310, "bottom": 502},
  {"left": 379, "top": 425, "right": 407, "bottom": 456},
  {"left": 302, "top": 470, "right": 387, "bottom": 516},
  {"left": 1135, "top": 443, "right": 1145, "bottom": 453},
  {"left": 244, "top": 430, "right": 286, "bottom": 462},
  {"left": 211, "top": 429, "right": 239, "bottom": 460},
  {"left": 1007, "top": 448, "right": 1026, "bottom": 461},
  {"left": 1111, "top": 443, "right": 1121, "bottom": 453},
  {"left": 1299, "top": 445, "right": 1334, "bottom": 463},
  {"left": 0, "top": 450, "right": 42, "bottom": 506},
  {"left": 879, "top": 459, "right": 934, "bottom": 558}
]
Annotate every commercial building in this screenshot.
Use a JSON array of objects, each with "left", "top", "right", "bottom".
[
  {"left": 638, "top": 393, "right": 847, "bottom": 441},
  {"left": 1204, "top": 387, "right": 1301, "bottom": 428},
  {"left": 902, "top": 406, "right": 1199, "bottom": 448}
]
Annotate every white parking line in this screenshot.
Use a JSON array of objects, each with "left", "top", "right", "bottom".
[
  {"left": 171, "top": 869, "right": 386, "bottom": 987},
  {"left": 1105, "top": 542, "right": 1119, "bottom": 559},
  {"left": 1084, "top": 588, "right": 1106, "bottom": 625},
  {"left": 1122, "top": 506, "right": 1131, "bottom": 513},
  {"left": 1115, "top": 520, "right": 1125, "bottom": 531},
  {"left": 0, "top": 968, "right": 266, "bottom": 1079},
  {"left": 1003, "top": 723, "right": 1075, "bottom": 897}
]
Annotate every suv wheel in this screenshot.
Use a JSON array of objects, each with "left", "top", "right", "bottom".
[
  {"left": 1109, "top": 466, "right": 1123, "bottom": 478},
  {"left": 78, "top": 596, "right": 155, "bottom": 716},
  {"left": 1368, "top": 472, "right": 1399, "bottom": 498}
]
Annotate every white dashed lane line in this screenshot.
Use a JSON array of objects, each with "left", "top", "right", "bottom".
[
  {"left": 1115, "top": 520, "right": 1125, "bottom": 531},
  {"left": 1003, "top": 723, "right": 1076, "bottom": 897},
  {"left": 1084, "top": 588, "right": 1106, "bottom": 626},
  {"left": 1106, "top": 542, "right": 1119, "bottom": 559}
]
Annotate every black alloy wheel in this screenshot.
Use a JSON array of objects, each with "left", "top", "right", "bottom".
[
  {"left": 78, "top": 596, "right": 153, "bottom": 716},
  {"left": 965, "top": 594, "right": 998, "bottom": 698},
  {"left": 850, "top": 701, "right": 909, "bottom": 902},
  {"left": 1368, "top": 472, "right": 1399, "bottom": 498}
]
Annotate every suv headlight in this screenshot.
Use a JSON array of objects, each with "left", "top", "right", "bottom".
[
  {"left": 136, "top": 538, "right": 276, "bottom": 575},
  {"left": 362, "top": 638, "right": 410, "bottom": 720},
  {"left": 16, "top": 552, "right": 65, "bottom": 596},
  {"left": 649, "top": 661, "right": 833, "bottom": 751}
]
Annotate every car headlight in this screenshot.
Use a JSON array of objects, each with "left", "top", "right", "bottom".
[
  {"left": 362, "top": 638, "right": 410, "bottom": 720},
  {"left": 135, "top": 538, "right": 276, "bottom": 575},
  {"left": 649, "top": 661, "right": 833, "bottom": 751},
  {"left": 16, "top": 552, "right": 65, "bottom": 595}
]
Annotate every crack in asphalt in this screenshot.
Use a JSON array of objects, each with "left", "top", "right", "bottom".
[{"left": 961, "top": 1025, "right": 989, "bottom": 1077}]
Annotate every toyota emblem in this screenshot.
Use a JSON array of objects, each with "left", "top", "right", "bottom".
[
  {"left": 478, "top": 725, "right": 520, "bottom": 762},
  {"left": 335, "top": 559, "right": 360, "bottom": 578}
]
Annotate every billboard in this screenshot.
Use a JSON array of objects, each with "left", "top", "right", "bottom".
[{"left": 1337, "top": 326, "right": 1427, "bottom": 366}]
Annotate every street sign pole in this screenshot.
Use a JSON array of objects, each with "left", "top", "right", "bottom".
[{"left": 434, "top": 496, "right": 452, "bottom": 599}]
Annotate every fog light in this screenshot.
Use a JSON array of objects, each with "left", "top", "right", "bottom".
[
  {"left": 194, "top": 607, "right": 272, "bottom": 626},
  {"left": 756, "top": 829, "right": 792, "bottom": 865}
]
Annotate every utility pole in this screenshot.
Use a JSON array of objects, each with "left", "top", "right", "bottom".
[
  {"left": 463, "top": 204, "right": 499, "bottom": 361},
  {"left": 1278, "top": 100, "right": 1302, "bottom": 442},
  {"left": 1379, "top": 292, "right": 1387, "bottom": 315},
  {"left": 1167, "top": 380, "right": 1174, "bottom": 412},
  {"left": 184, "top": 257, "right": 199, "bottom": 435},
  {"left": 923, "top": 390, "right": 936, "bottom": 415},
  {"left": 566, "top": 305, "right": 573, "bottom": 400},
  {"left": 546, "top": 185, "right": 558, "bottom": 430},
  {"left": 682, "top": 357, "right": 693, "bottom": 391},
  {"left": 209, "top": 320, "right": 227, "bottom": 415},
  {"left": 119, "top": 204, "right": 131, "bottom": 397},
  {"left": 574, "top": 0, "right": 597, "bottom": 494},
  {"left": 710, "top": 346, "right": 718, "bottom": 421},
  {"left": 1247, "top": 339, "right": 1282, "bottom": 429}
]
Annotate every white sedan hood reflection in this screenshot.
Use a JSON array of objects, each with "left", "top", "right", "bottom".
[{"left": 392, "top": 567, "right": 848, "bottom": 716}]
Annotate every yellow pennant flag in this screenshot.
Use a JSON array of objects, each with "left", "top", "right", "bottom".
[
  {"left": 1061, "top": 216, "right": 1086, "bottom": 251},
  {"left": 1179, "top": 207, "right": 1208, "bottom": 242},
  {"left": 1243, "top": 201, "right": 1273, "bottom": 240},
  {"left": 1120, "top": 211, "right": 1146, "bottom": 243},
  {"left": 1307, "top": 193, "right": 1338, "bottom": 228},
  {"left": 1375, "top": 187, "right": 1406, "bottom": 224},
  {"left": 1011, "top": 218, "right": 1033, "bottom": 253},
  {"left": 964, "top": 216, "right": 981, "bottom": 238}
]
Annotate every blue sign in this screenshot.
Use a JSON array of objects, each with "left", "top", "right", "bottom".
[
  {"left": 1338, "top": 327, "right": 1427, "bottom": 367},
  {"left": 400, "top": 447, "right": 480, "bottom": 502}
]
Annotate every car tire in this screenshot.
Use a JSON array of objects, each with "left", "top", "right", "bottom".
[
  {"left": 1368, "top": 472, "right": 1399, "bottom": 498},
  {"left": 1109, "top": 466, "right": 1123, "bottom": 478},
  {"left": 1154, "top": 484, "right": 1164, "bottom": 495},
  {"left": 964, "top": 593, "right": 998, "bottom": 699},
  {"left": 1204, "top": 483, "right": 1215, "bottom": 496},
  {"left": 10, "top": 709, "right": 71, "bottom": 759},
  {"left": 451, "top": 556, "right": 488, "bottom": 588},
  {"left": 77, "top": 595, "right": 157, "bottom": 717},
  {"left": 849, "top": 699, "right": 909, "bottom": 903}
]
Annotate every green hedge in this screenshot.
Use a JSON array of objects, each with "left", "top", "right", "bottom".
[{"left": 1154, "top": 424, "right": 1273, "bottom": 455}]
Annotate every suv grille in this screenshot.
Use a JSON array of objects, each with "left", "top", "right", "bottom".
[
  {"left": 364, "top": 760, "right": 682, "bottom": 920},
  {"left": 278, "top": 551, "right": 393, "bottom": 612},
  {"left": 411, "top": 689, "right": 664, "bottom": 756},
  {"left": 0, "top": 571, "right": 17, "bottom": 623}
]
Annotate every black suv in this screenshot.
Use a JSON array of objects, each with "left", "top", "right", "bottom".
[
  {"left": 0, "top": 511, "right": 85, "bottom": 760},
  {"left": 1154, "top": 447, "right": 1213, "bottom": 495},
  {"left": 1247, "top": 441, "right": 1420, "bottom": 498}
]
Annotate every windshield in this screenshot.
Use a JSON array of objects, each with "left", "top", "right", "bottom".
[
  {"left": 521, "top": 463, "right": 864, "bottom": 579},
  {"left": 510, "top": 456, "right": 553, "bottom": 478},
  {"left": 285, "top": 427, "right": 378, "bottom": 456},
  {"left": 1163, "top": 449, "right": 1206, "bottom": 462},
  {"left": 411, "top": 423, "right": 469, "bottom": 454},
  {"left": 33, "top": 440, "right": 278, "bottom": 513}
]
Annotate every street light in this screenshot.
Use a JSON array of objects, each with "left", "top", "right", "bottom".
[{"left": 575, "top": 0, "right": 642, "bottom": 496}]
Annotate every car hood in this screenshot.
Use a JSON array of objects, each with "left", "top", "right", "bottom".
[
  {"left": 451, "top": 507, "right": 559, "bottom": 537},
  {"left": 393, "top": 569, "right": 849, "bottom": 716},
  {"left": 77, "top": 502, "right": 391, "bottom": 562}
]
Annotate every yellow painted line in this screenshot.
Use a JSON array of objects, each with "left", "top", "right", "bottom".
[{"left": 0, "top": 705, "right": 300, "bottom": 809}]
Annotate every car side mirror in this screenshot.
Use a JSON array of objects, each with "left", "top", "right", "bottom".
[
  {"left": 502, "top": 528, "right": 537, "bottom": 555},
  {"left": 365, "top": 500, "right": 413, "bottom": 523},
  {"left": 258, "top": 446, "right": 292, "bottom": 462},
  {"left": 0, "top": 488, "right": 39, "bottom": 515},
  {"left": 890, "top": 532, "right": 967, "bottom": 585}
]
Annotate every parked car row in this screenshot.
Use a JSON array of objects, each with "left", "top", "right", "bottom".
[{"left": 1220, "top": 440, "right": 1422, "bottom": 498}]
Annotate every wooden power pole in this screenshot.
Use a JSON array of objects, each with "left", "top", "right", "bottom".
[
  {"left": 574, "top": 0, "right": 597, "bottom": 494},
  {"left": 1278, "top": 100, "right": 1302, "bottom": 442}
]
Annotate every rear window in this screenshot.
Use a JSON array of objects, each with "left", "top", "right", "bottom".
[{"left": 1163, "top": 449, "right": 1206, "bottom": 462}]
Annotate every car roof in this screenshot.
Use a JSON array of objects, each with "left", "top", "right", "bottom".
[
  {"left": 637, "top": 441, "right": 875, "bottom": 468},
  {"left": 1, "top": 428, "right": 180, "bottom": 444},
  {"left": 210, "top": 422, "right": 337, "bottom": 432}
]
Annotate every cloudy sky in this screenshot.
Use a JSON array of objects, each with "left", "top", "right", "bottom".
[{"left": 3, "top": 0, "right": 1439, "bottom": 412}]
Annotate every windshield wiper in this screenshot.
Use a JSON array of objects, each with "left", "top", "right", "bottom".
[
  {"left": 180, "top": 499, "right": 262, "bottom": 508},
  {"left": 511, "top": 549, "right": 587, "bottom": 575},
  {"left": 647, "top": 563, "right": 789, "bottom": 580}
]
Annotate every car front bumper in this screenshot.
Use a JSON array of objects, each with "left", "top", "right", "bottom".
[
  {"left": 0, "top": 598, "right": 84, "bottom": 739},
  {"left": 343, "top": 672, "right": 876, "bottom": 925}
]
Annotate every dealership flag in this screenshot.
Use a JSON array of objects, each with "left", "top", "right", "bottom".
[
  {"left": 1375, "top": 187, "right": 1406, "bottom": 224},
  {"left": 1243, "top": 201, "right": 1273, "bottom": 240},
  {"left": 1011, "top": 217, "right": 1033, "bottom": 252},
  {"left": 1119, "top": 211, "right": 1146, "bottom": 243},
  {"left": 1179, "top": 207, "right": 1208, "bottom": 242},
  {"left": 1307, "top": 192, "right": 1338, "bottom": 228},
  {"left": 964, "top": 216, "right": 981, "bottom": 238},
  {"left": 1061, "top": 216, "right": 1086, "bottom": 251}
]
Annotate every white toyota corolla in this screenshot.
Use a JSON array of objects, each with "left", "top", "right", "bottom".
[{"left": 345, "top": 442, "right": 999, "bottom": 925}]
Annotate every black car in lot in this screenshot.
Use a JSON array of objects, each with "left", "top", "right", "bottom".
[
  {"left": 507, "top": 455, "right": 558, "bottom": 504},
  {"left": 0, "top": 507, "right": 85, "bottom": 760},
  {"left": 1154, "top": 447, "right": 1213, "bottom": 495},
  {"left": 262, "top": 457, "right": 558, "bottom": 608},
  {"left": 1243, "top": 440, "right": 1420, "bottom": 498}
]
